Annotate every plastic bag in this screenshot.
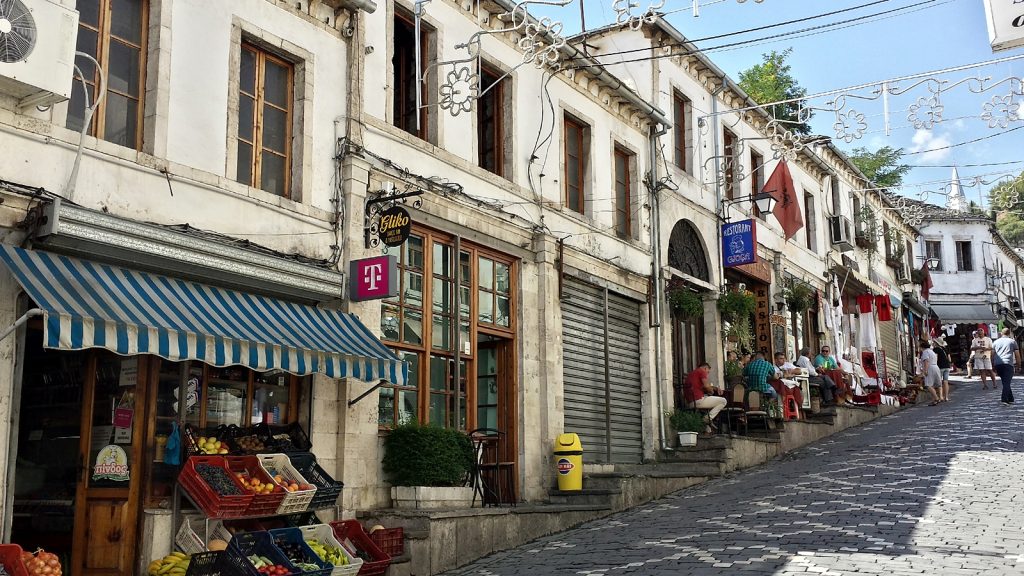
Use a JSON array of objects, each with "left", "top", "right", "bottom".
[{"left": 165, "top": 422, "right": 181, "bottom": 465}]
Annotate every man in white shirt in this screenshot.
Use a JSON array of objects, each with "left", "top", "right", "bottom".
[
  {"left": 798, "top": 347, "right": 838, "bottom": 406},
  {"left": 971, "top": 329, "right": 995, "bottom": 390}
]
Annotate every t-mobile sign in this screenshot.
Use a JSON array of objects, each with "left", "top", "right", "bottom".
[{"left": 349, "top": 255, "right": 399, "bottom": 301}]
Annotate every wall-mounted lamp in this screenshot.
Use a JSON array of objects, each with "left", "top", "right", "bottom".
[
  {"left": 721, "top": 192, "right": 777, "bottom": 219},
  {"left": 925, "top": 257, "right": 939, "bottom": 271}
]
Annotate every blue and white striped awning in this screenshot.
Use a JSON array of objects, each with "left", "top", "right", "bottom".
[{"left": 0, "top": 245, "right": 406, "bottom": 384}]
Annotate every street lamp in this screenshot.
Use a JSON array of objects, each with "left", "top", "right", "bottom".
[
  {"left": 925, "top": 257, "right": 939, "bottom": 271},
  {"left": 721, "top": 192, "right": 777, "bottom": 219}
]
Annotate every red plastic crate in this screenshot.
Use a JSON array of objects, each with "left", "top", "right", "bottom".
[
  {"left": 330, "top": 520, "right": 390, "bottom": 576},
  {"left": 853, "top": 391, "right": 882, "bottom": 406},
  {"left": 0, "top": 544, "right": 30, "bottom": 576},
  {"left": 226, "top": 456, "right": 287, "bottom": 516},
  {"left": 178, "top": 456, "right": 254, "bottom": 519},
  {"left": 368, "top": 527, "right": 404, "bottom": 558}
]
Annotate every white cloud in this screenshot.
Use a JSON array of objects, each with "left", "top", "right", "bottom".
[
  {"left": 908, "top": 129, "right": 952, "bottom": 164},
  {"left": 953, "top": 119, "right": 967, "bottom": 131}
]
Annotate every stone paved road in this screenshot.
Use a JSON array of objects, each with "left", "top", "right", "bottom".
[{"left": 447, "top": 376, "right": 1024, "bottom": 575}]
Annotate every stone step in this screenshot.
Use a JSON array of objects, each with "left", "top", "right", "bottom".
[
  {"left": 546, "top": 488, "right": 620, "bottom": 506},
  {"left": 659, "top": 446, "right": 729, "bottom": 464},
  {"left": 608, "top": 461, "right": 726, "bottom": 477}
]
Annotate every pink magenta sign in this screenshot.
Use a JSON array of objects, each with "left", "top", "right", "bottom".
[{"left": 349, "top": 255, "right": 399, "bottom": 302}]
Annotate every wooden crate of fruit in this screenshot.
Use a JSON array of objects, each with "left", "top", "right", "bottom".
[
  {"left": 297, "top": 525, "right": 362, "bottom": 576},
  {"left": 257, "top": 454, "right": 317, "bottom": 514},
  {"left": 226, "top": 456, "right": 288, "bottom": 516}
]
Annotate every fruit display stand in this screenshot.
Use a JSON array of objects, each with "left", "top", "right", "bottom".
[
  {"left": 256, "top": 454, "right": 316, "bottom": 515},
  {"left": 287, "top": 453, "right": 343, "bottom": 511},
  {"left": 0, "top": 544, "right": 30, "bottom": 576},
  {"left": 268, "top": 529, "right": 332, "bottom": 576},
  {"left": 226, "top": 456, "right": 288, "bottom": 516},
  {"left": 297, "top": 525, "right": 362, "bottom": 576},
  {"left": 329, "top": 521, "right": 390, "bottom": 576},
  {"left": 179, "top": 456, "right": 255, "bottom": 519},
  {"left": 223, "top": 531, "right": 300, "bottom": 576}
]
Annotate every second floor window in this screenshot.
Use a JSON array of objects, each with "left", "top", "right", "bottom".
[
  {"left": 614, "top": 147, "right": 633, "bottom": 240},
  {"left": 673, "top": 92, "right": 691, "bottom": 173},
  {"left": 69, "top": 0, "right": 147, "bottom": 149},
  {"left": 393, "top": 13, "right": 429, "bottom": 140},
  {"left": 237, "top": 44, "right": 293, "bottom": 197},
  {"left": 926, "top": 240, "right": 943, "bottom": 271},
  {"left": 564, "top": 115, "right": 589, "bottom": 214},
  {"left": 956, "top": 241, "right": 973, "bottom": 271},
  {"left": 723, "top": 128, "right": 737, "bottom": 200},
  {"left": 478, "top": 66, "right": 507, "bottom": 177},
  {"left": 804, "top": 192, "right": 816, "bottom": 253},
  {"left": 750, "top": 149, "right": 765, "bottom": 219}
]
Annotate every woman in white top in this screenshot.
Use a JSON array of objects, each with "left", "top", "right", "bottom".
[{"left": 919, "top": 340, "right": 945, "bottom": 405}]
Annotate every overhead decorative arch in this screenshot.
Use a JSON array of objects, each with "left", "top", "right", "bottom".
[{"left": 668, "top": 220, "right": 710, "bottom": 283}]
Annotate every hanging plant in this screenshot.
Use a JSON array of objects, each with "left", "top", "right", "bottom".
[
  {"left": 856, "top": 205, "right": 881, "bottom": 258},
  {"left": 782, "top": 280, "right": 815, "bottom": 314},
  {"left": 718, "top": 290, "right": 756, "bottom": 323},
  {"left": 724, "top": 316, "right": 754, "bottom": 353},
  {"left": 667, "top": 287, "right": 704, "bottom": 320}
]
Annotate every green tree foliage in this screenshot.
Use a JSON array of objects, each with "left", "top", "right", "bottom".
[
  {"left": 990, "top": 171, "right": 1024, "bottom": 246},
  {"left": 847, "top": 146, "right": 911, "bottom": 188},
  {"left": 738, "top": 48, "right": 812, "bottom": 135}
]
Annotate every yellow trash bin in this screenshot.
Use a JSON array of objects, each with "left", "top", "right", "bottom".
[{"left": 554, "top": 433, "right": 583, "bottom": 491}]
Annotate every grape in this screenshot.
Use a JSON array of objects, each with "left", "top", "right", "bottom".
[{"left": 195, "top": 463, "right": 242, "bottom": 495}]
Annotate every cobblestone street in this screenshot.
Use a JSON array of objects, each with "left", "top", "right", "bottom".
[{"left": 448, "top": 377, "right": 1024, "bottom": 575}]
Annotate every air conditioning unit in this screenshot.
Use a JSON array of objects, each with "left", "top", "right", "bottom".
[
  {"left": 828, "top": 216, "right": 854, "bottom": 252},
  {"left": 0, "top": 0, "right": 78, "bottom": 109}
]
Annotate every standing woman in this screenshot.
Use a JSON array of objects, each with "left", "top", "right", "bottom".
[
  {"left": 933, "top": 337, "right": 951, "bottom": 403},
  {"left": 919, "top": 340, "right": 944, "bottom": 406}
]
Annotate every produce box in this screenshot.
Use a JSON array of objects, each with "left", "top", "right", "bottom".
[
  {"left": 185, "top": 551, "right": 226, "bottom": 576},
  {"left": 329, "top": 521, "right": 390, "bottom": 576},
  {"left": 298, "top": 525, "right": 362, "bottom": 576},
  {"left": 223, "top": 531, "right": 299, "bottom": 576},
  {"left": 367, "top": 527, "right": 404, "bottom": 559},
  {"left": 177, "top": 517, "right": 233, "bottom": 555},
  {"left": 257, "top": 454, "right": 316, "bottom": 515},
  {"left": 227, "top": 456, "right": 288, "bottom": 516},
  {"left": 179, "top": 456, "right": 254, "bottom": 519},
  {"left": 264, "top": 423, "right": 312, "bottom": 453},
  {"left": 287, "top": 453, "right": 343, "bottom": 511},
  {"left": 0, "top": 544, "right": 29, "bottom": 576},
  {"left": 268, "top": 528, "right": 332, "bottom": 576}
]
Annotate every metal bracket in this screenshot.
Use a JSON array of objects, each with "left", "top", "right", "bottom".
[
  {"left": 348, "top": 380, "right": 385, "bottom": 407},
  {"left": 363, "top": 182, "right": 423, "bottom": 249}
]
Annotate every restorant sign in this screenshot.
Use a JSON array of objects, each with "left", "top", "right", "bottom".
[{"left": 983, "top": 0, "right": 1024, "bottom": 52}]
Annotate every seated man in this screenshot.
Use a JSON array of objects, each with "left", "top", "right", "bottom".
[
  {"left": 686, "top": 362, "right": 727, "bottom": 430},
  {"left": 743, "top": 352, "right": 779, "bottom": 401},
  {"left": 814, "top": 345, "right": 848, "bottom": 400},
  {"left": 772, "top": 352, "right": 805, "bottom": 408},
  {"left": 797, "top": 346, "right": 838, "bottom": 405}
]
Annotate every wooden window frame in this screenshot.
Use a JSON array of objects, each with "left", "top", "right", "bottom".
[
  {"left": 614, "top": 146, "right": 633, "bottom": 240},
  {"left": 956, "top": 241, "right": 973, "bottom": 271},
  {"left": 477, "top": 65, "right": 506, "bottom": 177},
  {"left": 750, "top": 149, "right": 765, "bottom": 219},
  {"left": 237, "top": 43, "right": 294, "bottom": 198},
  {"left": 563, "top": 115, "right": 588, "bottom": 214},
  {"left": 393, "top": 12, "right": 430, "bottom": 140},
  {"left": 673, "top": 92, "right": 690, "bottom": 173},
  {"left": 723, "top": 128, "right": 737, "bottom": 200},
  {"left": 804, "top": 192, "right": 816, "bottom": 252},
  {"left": 71, "top": 0, "right": 148, "bottom": 150},
  {"left": 926, "top": 240, "right": 943, "bottom": 271}
]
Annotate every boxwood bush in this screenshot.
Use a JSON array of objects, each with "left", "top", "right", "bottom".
[{"left": 382, "top": 424, "right": 475, "bottom": 487}]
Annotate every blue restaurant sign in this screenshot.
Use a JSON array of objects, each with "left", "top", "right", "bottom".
[{"left": 722, "top": 219, "right": 757, "bottom": 267}]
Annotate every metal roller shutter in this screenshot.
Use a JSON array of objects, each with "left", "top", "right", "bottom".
[
  {"left": 879, "top": 318, "right": 900, "bottom": 380},
  {"left": 561, "top": 276, "right": 643, "bottom": 464}
]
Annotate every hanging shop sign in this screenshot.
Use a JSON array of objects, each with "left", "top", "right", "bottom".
[
  {"left": 722, "top": 219, "right": 757, "bottom": 267},
  {"left": 349, "top": 255, "right": 399, "bottom": 302},
  {"left": 983, "top": 0, "right": 1024, "bottom": 52},
  {"left": 93, "top": 444, "right": 130, "bottom": 482},
  {"left": 378, "top": 206, "right": 412, "bottom": 247}
]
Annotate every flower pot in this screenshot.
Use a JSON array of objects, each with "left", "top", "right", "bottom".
[{"left": 677, "top": 432, "right": 698, "bottom": 447}]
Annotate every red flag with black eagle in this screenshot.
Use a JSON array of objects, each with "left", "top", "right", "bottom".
[
  {"left": 920, "top": 262, "right": 934, "bottom": 300},
  {"left": 763, "top": 160, "right": 804, "bottom": 240}
]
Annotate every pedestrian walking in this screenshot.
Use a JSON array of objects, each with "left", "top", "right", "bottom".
[
  {"left": 971, "top": 329, "right": 995, "bottom": 389},
  {"left": 933, "top": 336, "right": 951, "bottom": 402},
  {"left": 991, "top": 328, "right": 1021, "bottom": 405},
  {"left": 919, "top": 341, "right": 944, "bottom": 405}
]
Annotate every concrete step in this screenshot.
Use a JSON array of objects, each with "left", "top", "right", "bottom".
[
  {"left": 660, "top": 446, "right": 729, "bottom": 464},
  {"left": 547, "top": 487, "right": 621, "bottom": 506},
  {"left": 609, "top": 461, "right": 726, "bottom": 477}
]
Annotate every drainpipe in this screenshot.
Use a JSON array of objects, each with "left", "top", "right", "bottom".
[
  {"left": 648, "top": 122, "right": 670, "bottom": 452},
  {"left": 711, "top": 79, "right": 729, "bottom": 273}
]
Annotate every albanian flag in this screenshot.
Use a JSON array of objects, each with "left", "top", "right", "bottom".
[{"left": 764, "top": 160, "right": 804, "bottom": 241}]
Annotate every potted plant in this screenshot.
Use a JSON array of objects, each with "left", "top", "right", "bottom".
[
  {"left": 782, "top": 280, "right": 814, "bottom": 314},
  {"left": 668, "top": 410, "right": 705, "bottom": 447},
  {"left": 717, "top": 290, "right": 755, "bottom": 323},
  {"left": 382, "top": 424, "right": 476, "bottom": 509},
  {"left": 724, "top": 316, "right": 754, "bottom": 352},
  {"left": 667, "top": 287, "right": 704, "bottom": 320},
  {"left": 886, "top": 233, "right": 906, "bottom": 269},
  {"left": 724, "top": 359, "right": 744, "bottom": 387}
]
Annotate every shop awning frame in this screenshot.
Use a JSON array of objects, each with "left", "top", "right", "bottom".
[
  {"left": 929, "top": 302, "right": 998, "bottom": 324},
  {"left": 0, "top": 245, "right": 407, "bottom": 384}
]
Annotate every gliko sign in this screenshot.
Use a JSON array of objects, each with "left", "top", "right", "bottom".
[{"left": 983, "top": 0, "right": 1024, "bottom": 52}]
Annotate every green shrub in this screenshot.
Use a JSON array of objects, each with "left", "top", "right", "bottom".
[
  {"left": 382, "top": 424, "right": 475, "bottom": 487},
  {"left": 667, "top": 409, "right": 706, "bottom": 433},
  {"left": 718, "top": 290, "right": 756, "bottom": 323},
  {"left": 667, "top": 287, "right": 704, "bottom": 320}
]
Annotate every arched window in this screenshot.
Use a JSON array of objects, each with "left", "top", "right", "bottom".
[{"left": 668, "top": 220, "right": 710, "bottom": 282}]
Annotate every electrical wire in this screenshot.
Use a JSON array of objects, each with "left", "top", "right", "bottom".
[{"left": 901, "top": 125, "right": 1024, "bottom": 156}]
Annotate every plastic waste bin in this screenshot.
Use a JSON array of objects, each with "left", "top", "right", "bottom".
[{"left": 554, "top": 433, "right": 583, "bottom": 491}]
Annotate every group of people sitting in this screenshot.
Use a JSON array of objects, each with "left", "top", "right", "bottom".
[{"left": 682, "top": 346, "right": 853, "bottom": 432}]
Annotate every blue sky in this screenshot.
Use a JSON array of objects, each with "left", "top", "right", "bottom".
[{"left": 529, "top": 0, "right": 1024, "bottom": 207}]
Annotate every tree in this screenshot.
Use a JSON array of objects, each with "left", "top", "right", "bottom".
[
  {"left": 847, "top": 146, "right": 911, "bottom": 188},
  {"left": 990, "top": 171, "right": 1024, "bottom": 245},
  {"left": 738, "top": 48, "right": 812, "bottom": 135}
]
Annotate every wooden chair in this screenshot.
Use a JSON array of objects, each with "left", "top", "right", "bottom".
[
  {"left": 744, "top": 390, "right": 772, "bottom": 437},
  {"left": 721, "top": 383, "right": 747, "bottom": 434}
]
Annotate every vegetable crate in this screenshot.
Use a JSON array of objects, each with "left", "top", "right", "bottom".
[
  {"left": 223, "top": 531, "right": 299, "bottom": 576},
  {"left": 288, "top": 453, "right": 343, "bottom": 511},
  {"left": 257, "top": 454, "right": 316, "bottom": 514},
  {"left": 0, "top": 544, "right": 30, "bottom": 576},
  {"left": 226, "top": 456, "right": 288, "bottom": 516},
  {"left": 268, "top": 528, "right": 332, "bottom": 576},
  {"left": 185, "top": 551, "right": 226, "bottom": 576},
  {"left": 264, "top": 423, "right": 313, "bottom": 453},
  {"left": 329, "top": 521, "right": 390, "bottom": 576},
  {"left": 177, "top": 517, "right": 234, "bottom": 555},
  {"left": 368, "top": 527, "right": 404, "bottom": 559},
  {"left": 298, "top": 524, "right": 363, "bottom": 576},
  {"left": 179, "top": 456, "right": 254, "bottom": 519}
]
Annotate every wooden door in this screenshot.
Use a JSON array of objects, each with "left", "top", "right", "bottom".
[
  {"left": 72, "top": 354, "right": 148, "bottom": 576},
  {"left": 672, "top": 311, "right": 705, "bottom": 409}
]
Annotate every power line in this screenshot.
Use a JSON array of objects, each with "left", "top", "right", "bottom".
[{"left": 902, "top": 125, "right": 1024, "bottom": 156}]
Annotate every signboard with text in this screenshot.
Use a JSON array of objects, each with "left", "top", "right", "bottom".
[
  {"left": 350, "top": 255, "right": 399, "bottom": 302},
  {"left": 754, "top": 285, "right": 772, "bottom": 356},
  {"left": 722, "top": 219, "right": 757, "bottom": 267},
  {"left": 378, "top": 206, "right": 412, "bottom": 247},
  {"left": 983, "top": 0, "right": 1024, "bottom": 52}
]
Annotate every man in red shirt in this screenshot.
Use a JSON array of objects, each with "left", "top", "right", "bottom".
[{"left": 686, "top": 362, "right": 727, "bottom": 426}]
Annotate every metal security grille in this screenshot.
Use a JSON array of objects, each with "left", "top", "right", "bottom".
[
  {"left": 879, "top": 318, "right": 900, "bottom": 380},
  {"left": 561, "top": 276, "right": 643, "bottom": 464}
]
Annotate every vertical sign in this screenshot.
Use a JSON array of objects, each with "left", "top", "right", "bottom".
[
  {"left": 755, "top": 285, "right": 772, "bottom": 355},
  {"left": 349, "top": 255, "right": 399, "bottom": 302},
  {"left": 722, "top": 219, "right": 757, "bottom": 267},
  {"left": 983, "top": 0, "right": 1024, "bottom": 52}
]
